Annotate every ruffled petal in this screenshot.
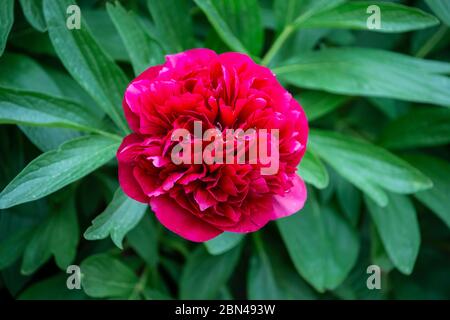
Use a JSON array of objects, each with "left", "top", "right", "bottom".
[
  {"left": 150, "top": 195, "right": 223, "bottom": 242},
  {"left": 272, "top": 175, "right": 307, "bottom": 219}
]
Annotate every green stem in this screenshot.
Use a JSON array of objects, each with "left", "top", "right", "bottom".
[
  {"left": 161, "top": 237, "right": 189, "bottom": 258},
  {"left": 415, "top": 25, "right": 448, "bottom": 58},
  {"left": 90, "top": 128, "right": 123, "bottom": 141},
  {"left": 261, "top": 25, "right": 294, "bottom": 66},
  {"left": 252, "top": 232, "right": 265, "bottom": 255},
  {"left": 129, "top": 267, "right": 150, "bottom": 300}
]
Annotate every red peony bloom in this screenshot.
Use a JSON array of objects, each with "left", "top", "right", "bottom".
[{"left": 117, "top": 49, "right": 308, "bottom": 242}]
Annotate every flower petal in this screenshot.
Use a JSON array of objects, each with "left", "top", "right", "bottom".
[
  {"left": 150, "top": 195, "right": 223, "bottom": 242},
  {"left": 272, "top": 175, "right": 307, "bottom": 219}
]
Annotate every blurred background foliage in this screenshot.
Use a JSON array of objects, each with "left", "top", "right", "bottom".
[{"left": 0, "top": 0, "right": 449, "bottom": 300}]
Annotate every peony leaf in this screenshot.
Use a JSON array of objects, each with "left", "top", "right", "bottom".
[
  {"left": 80, "top": 253, "right": 138, "bottom": 298},
  {"left": 248, "top": 234, "right": 316, "bottom": 299},
  {"left": 195, "top": 0, "right": 264, "bottom": 55},
  {"left": 19, "top": 0, "right": 46, "bottom": 32},
  {"left": 335, "top": 174, "right": 361, "bottom": 227},
  {"left": 0, "top": 53, "right": 82, "bottom": 151},
  {"left": 0, "top": 0, "right": 14, "bottom": 56},
  {"left": 365, "top": 193, "right": 420, "bottom": 275},
  {"left": 180, "top": 245, "right": 242, "bottom": 299},
  {"left": 297, "top": 149, "right": 329, "bottom": 189},
  {"left": 106, "top": 2, "right": 164, "bottom": 75},
  {"left": 193, "top": 0, "right": 251, "bottom": 54},
  {"left": 205, "top": 232, "right": 244, "bottom": 255},
  {"left": 45, "top": 68, "right": 103, "bottom": 118},
  {"left": 274, "top": 0, "right": 345, "bottom": 31},
  {"left": 127, "top": 215, "right": 158, "bottom": 268},
  {"left": 0, "top": 200, "right": 48, "bottom": 272},
  {"left": 297, "top": 90, "right": 349, "bottom": 121},
  {"left": 0, "top": 229, "right": 34, "bottom": 270},
  {"left": 0, "top": 135, "right": 120, "bottom": 209},
  {"left": 367, "top": 97, "right": 410, "bottom": 120},
  {"left": 19, "top": 274, "right": 87, "bottom": 300},
  {"left": 379, "top": 107, "right": 450, "bottom": 149},
  {"left": 146, "top": 0, "right": 195, "bottom": 53},
  {"left": 425, "top": 0, "right": 450, "bottom": 26},
  {"left": 21, "top": 194, "right": 79, "bottom": 275},
  {"left": 309, "top": 129, "right": 432, "bottom": 206},
  {"left": 277, "top": 191, "right": 359, "bottom": 292},
  {"left": 298, "top": 2, "right": 439, "bottom": 32},
  {"left": 0, "top": 87, "right": 106, "bottom": 133},
  {"left": 274, "top": 47, "right": 450, "bottom": 107},
  {"left": 83, "top": 9, "right": 129, "bottom": 62},
  {"left": 404, "top": 154, "right": 450, "bottom": 229},
  {"left": 84, "top": 189, "right": 147, "bottom": 250},
  {"left": 44, "top": 0, "right": 129, "bottom": 134}
]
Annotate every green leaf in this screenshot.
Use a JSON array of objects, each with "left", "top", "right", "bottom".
[
  {"left": 335, "top": 174, "right": 361, "bottom": 226},
  {"left": 298, "top": 149, "right": 329, "bottom": 189},
  {"left": 274, "top": 0, "right": 345, "bottom": 30},
  {"left": 19, "top": 274, "right": 87, "bottom": 300},
  {"left": 367, "top": 97, "right": 410, "bottom": 119},
  {"left": 270, "top": 29, "right": 330, "bottom": 66},
  {"left": 0, "top": 229, "right": 34, "bottom": 270},
  {"left": 80, "top": 253, "right": 138, "bottom": 298},
  {"left": 199, "top": 0, "right": 264, "bottom": 55},
  {"left": 180, "top": 245, "right": 242, "bottom": 299},
  {"left": 84, "top": 9, "right": 129, "bottom": 62},
  {"left": 205, "top": 232, "right": 244, "bottom": 255},
  {"left": 44, "top": 0, "right": 129, "bottom": 133},
  {"left": 379, "top": 107, "right": 450, "bottom": 149},
  {"left": 46, "top": 67, "right": 103, "bottom": 118},
  {"left": 365, "top": 193, "right": 420, "bottom": 275},
  {"left": 277, "top": 192, "right": 359, "bottom": 292},
  {"left": 404, "top": 155, "right": 450, "bottom": 229},
  {"left": 274, "top": 48, "right": 450, "bottom": 107},
  {"left": 268, "top": 1, "right": 343, "bottom": 65},
  {"left": 193, "top": 0, "right": 251, "bottom": 54},
  {"left": 0, "top": 0, "right": 14, "bottom": 56},
  {"left": 273, "top": 0, "right": 304, "bottom": 32},
  {"left": 147, "top": 0, "right": 195, "bottom": 52},
  {"left": 19, "top": 0, "right": 47, "bottom": 32},
  {"left": 299, "top": 2, "right": 439, "bottom": 32},
  {"left": 106, "top": 2, "right": 164, "bottom": 75},
  {"left": 84, "top": 189, "right": 147, "bottom": 249},
  {"left": 21, "top": 194, "right": 79, "bottom": 275},
  {"left": 309, "top": 129, "right": 432, "bottom": 206},
  {"left": 0, "top": 87, "right": 106, "bottom": 133},
  {"left": 0, "top": 53, "right": 60, "bottom": 95},
  {"left": 370, "top": 225, "right": 394, "bottom": 272},
  {"left": 297, "top": 90, "right": 349, "bottom": 121},
  {"left": 127, "top": 214, "right": 158, "bottom": 268},
  {"left": 0, "top": 135, "right": 120, "bottom": 209},
  {"left": 425, "top": 0, "right": 450, "bottom": 26},
  {"left": 142, "top": 288, "right": 172, "bottom": 300},
  {"left": 248, "top": 234, "right": 316, "bottom": 299},
  {"left": 0, "top": 53, "right": 81, "bottom": 151}
]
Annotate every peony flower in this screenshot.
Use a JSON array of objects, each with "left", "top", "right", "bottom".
[{"left": 117, "top": 48, "right": 308, "bottom": 242}]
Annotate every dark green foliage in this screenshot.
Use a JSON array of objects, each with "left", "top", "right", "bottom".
[{"left": 0, "top": 0, "right": 449, "bottom": 300}]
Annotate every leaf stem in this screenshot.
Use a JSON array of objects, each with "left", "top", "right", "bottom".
[
  {"left": 261, "top": 25, "right": 294, "bottom": 66},
  {"left": 415, "top": 25, "right": 448, "bottom": 58},
  {"left": 252, "top": 232, "right": 265, "bottom": 254},
  {"left": 90, "top": 128, "right": 124, "bottom": 141},
  {"left": 129, "top": 267, "right": 150, "bottom": 300}
]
